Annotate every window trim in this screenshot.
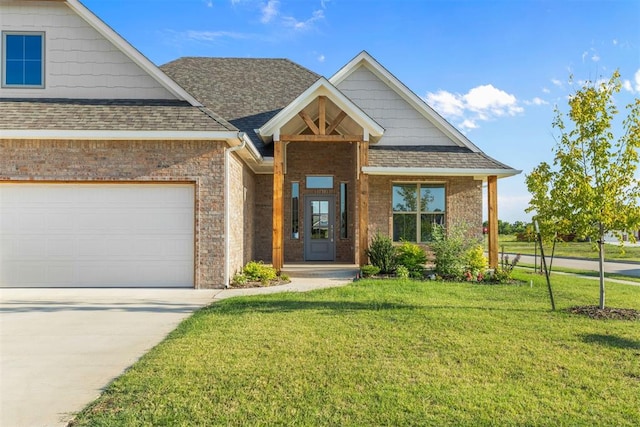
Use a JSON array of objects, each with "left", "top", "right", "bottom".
[
  {"left": 2, "top": 31, "right": 45, "bottom": 89},
  {"left": 392, "top": 182, "right": 446, "bottom": 243}
]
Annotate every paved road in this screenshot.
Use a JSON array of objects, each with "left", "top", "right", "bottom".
[{"left": 506, "top": 254, "right": 640, "bottom": 278}]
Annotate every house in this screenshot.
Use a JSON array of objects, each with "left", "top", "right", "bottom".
[{"left": 0, "top": 0, "right": 520, "bottom": 289}]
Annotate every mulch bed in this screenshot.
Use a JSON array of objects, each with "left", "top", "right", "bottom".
[
  {"left": 568, "top": 305, "right": 640, "bottom": 321},
  {"left": 228, "top": 278, "right": 291, "bottom": 289}
]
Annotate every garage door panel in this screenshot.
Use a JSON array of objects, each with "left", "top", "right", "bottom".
[{"left": 0, "top": 183, "right": 195, "bottom": 288}]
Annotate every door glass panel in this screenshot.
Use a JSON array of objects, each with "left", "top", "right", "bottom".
[{"left": 311, "top": 200, "right": 329, "bottom": 239}]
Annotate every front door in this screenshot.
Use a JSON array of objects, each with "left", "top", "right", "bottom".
[{"left": 304, "top": 196, "right": 335, "bottom": 261}]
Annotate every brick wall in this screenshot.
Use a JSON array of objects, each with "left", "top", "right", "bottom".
[
  {"left": 228, "top": 151, "right": 256, "bottom": 280},
  {"left": 368, "top": 175, "right": 483, "bottom": 245},
  {"left": 284, "top": 141, "right": 357, "bottom": 262},
  {"left": 0, "top": 139, "right": 228, "bottom": 288},
  {"left": 254, "top": 174, "right": 273, "bottom": 262}
]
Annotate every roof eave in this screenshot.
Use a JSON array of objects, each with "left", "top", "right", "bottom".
[
  {"left": 64, "top": 0, "right": 202, "bottom": 107},
  {"left": 257, "top": 77, "right": 384, "bottom": 142},
  {"left": 330, "top": 51, "right": 482, "bottom": 153},
  {"left": 362, "top": 166, "right": 522, "bottom": 180}
]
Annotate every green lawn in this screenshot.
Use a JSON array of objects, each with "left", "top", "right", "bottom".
[
  {"left": 490, "top": 234, "right": 640, "bottom": 263},
  {"left": 71, "top": 273, "right": 640, "bottom": 426}
]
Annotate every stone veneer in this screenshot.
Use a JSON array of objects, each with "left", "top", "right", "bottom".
[{"left": 0, "top": 139, "right": 232, "bottom": 288}]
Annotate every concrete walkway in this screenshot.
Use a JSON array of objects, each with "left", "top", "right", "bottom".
[
  {"left": 509, "top": 254, "right": 640, "bottom": 278},
  {"left": 0, "top": 265, "right": 358, "bottom": 427}
]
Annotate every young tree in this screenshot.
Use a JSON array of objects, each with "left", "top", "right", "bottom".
[{"left": 526, "top": 71, "right": 640, "bottom": 309}]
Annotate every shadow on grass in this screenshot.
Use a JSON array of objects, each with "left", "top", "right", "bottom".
[
  {"left": 206, "top": 298, "right": 544, "bottom": 316},
  {"left": 581, "top": 333, "right": 640, "bottom": 350}
]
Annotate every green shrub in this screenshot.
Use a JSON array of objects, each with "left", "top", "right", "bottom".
[
  {"left": 396, "top": 241, "right": 427, "bottom": 276},
  {"left": 395, "top": 265, "right": 410, "bottom": 279},
  {"left": 465, "top": 245, "right": 487, "bottom": 276},
  {"left": 243, "top": 261, "right": 277, "bottom": 284},
  {"left": 430, "top": 223, "right": 482, "bottom": 280},
  {"left": 366, "top": 232, "right": 397, "bottom": 274},
  {"left": 231, "top": 272, "right": 248, "bottom": 286},
  {"left": 360, "top": 264, "right": 381, "bottom": 278}
]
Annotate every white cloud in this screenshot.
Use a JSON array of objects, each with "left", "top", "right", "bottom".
[
  {"left": 623, "top": 79, "right": 633, "bottom": 93},
  {"left": 551, "top": 78, "right": 563, "bottom": 88},
  {"left": 613, "top": 39, "right": 618, "bottom": 46},
  {"left": 282, "top": 9, "right": 324, "bottom": 30},
  {"left": 261, "top": 0, "right": 279, "bottom": 23},
  {"left": 425, "top": 84, "right": 523, "bottom": 132},
  {"left": 524, "top": 97, "right": 548, "bottom": 106},
  {"left": 317, "top": 54, "right": 325, "bottom": 63},
  {"left": 182, "top": 30, "right": 251, "bottom": 41},
  {"left": 591, "top": 54, "right": 600, "bottom": 62},
  {"left": 635, "top": 69, "right": 640, "bottom": 92},
  {"left": 204, "top": 0, "right": 213, "bottom": 7},
  {"left": 542, "top": 87, "right": 550, "bottom": 94}
]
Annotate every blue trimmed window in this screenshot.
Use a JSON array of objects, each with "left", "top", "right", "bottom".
[{"left": 2, "top": 32, "right": 45, "bottom": 87}]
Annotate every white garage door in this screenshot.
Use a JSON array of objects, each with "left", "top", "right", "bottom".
[{"left": 0, "top": 183, "right": 195, "bottom": 288}]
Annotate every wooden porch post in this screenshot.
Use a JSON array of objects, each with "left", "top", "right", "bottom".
[
  {"left": 272, "top": 140, "right": 284, "bottom": 272},
  {"left": 487, "top": 175, "right": 498, "bottom": 269},
  {"left": 358, "top": 140, "right": 369, "bottom": 266}
]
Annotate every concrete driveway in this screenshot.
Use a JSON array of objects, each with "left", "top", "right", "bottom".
[{"left": 0, "top": 288, "right": 219, "bottom": 427}]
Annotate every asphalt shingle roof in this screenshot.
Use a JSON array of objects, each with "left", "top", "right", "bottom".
[
  {"left": 160, "top": 57, "right": 320, "bottom": 156},
  {"left": 368, "top": 145, "right": 514, "bottom": 170},
  {"left": 0, "top": 98, "right": 235, "bottom": 132}
]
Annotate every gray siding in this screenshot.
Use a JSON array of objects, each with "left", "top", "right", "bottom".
[
  {"left": 337, "top": 66, "right": 457, "bottom": 147},
  {"left": 0, "top": 1, "right": 174, "bottom": 99}
]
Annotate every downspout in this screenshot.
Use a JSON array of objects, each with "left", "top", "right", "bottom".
[{"left": 224, "top": 133, "right": 247, "bottom": 288}]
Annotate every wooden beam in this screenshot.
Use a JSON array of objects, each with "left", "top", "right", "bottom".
[
  {"left": 318, "top": 96, "right": 326, "bottom": 135},
  {"left": 272, "top": 140, "right": 285, "bottom": 272},
  {"left": 298, "top": 110, "right": 319, "bottom": 135},
  {"left": 487, "top": 175, "right": 498, "bottom": 269},
  {"left": 326, "top": 110, "right": 347, "bottom": 135},
  {"left": 358, "top": 140, "right": 369, "bottom": 266},
  {"left": 280, "top": 134, "right": 363, "bottom": 142}
]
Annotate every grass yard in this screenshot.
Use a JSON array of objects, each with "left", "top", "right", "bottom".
[
  {"left": 71, "top": 272, "right": 640, "bottom": 426},
  {"left": 490, "top": 234, "right": 640, "bottom": 263}
]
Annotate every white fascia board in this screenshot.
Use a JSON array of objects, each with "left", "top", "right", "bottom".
[
  {"left": 258, "top": 77, "right": 384, "bottom": 139},
  {"left": 362, "top": 166, "right": 522, "bottom": 179},
  {"left": 1, "top": 129, "right": 242, "bottom": 140},
  {"left": 330, "top": 51, "right": 481, "bottom": 153},
  {"left": 64, "top": 0, "right": 202, "bottom": 107}
]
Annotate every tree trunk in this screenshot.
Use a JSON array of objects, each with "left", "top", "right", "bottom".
[{"left": 598, "top": 224, "right": 606, "bottom": 310}]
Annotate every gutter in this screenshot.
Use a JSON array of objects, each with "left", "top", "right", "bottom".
[{"left": 223, "top": 133, "right": 247, "bottom": 288}]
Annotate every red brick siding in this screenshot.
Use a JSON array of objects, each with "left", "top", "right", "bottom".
[{"left": 0, "top": 139, "right": 228, "bottom": 288}]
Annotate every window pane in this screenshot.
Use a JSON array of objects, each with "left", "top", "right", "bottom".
[
  {"left": 421, "top": 214, "right": 445, "bottom": 242},
  {"left": 24, "top": 60, "right": 42, "bottom": 85},
  {"left": 393, "top": 214, "right": 416, "bottom": 242},
  {"left": 420, "top": 185, "right": 445, "bottom": 213},
  {"left": 311, "top": 200, "right": 329, "bottom": 239},
  {"left": 23, "top": 35, "right": 42, "bottom": 60},
  {"left": 306, "top": 176, "right": 333, "bottom": 189},
  {"left": 340, "top": 182, "right": 347, "bottom": 238},
  {"left": 5, "top": 60, "right": 23, "bottom": 85},
  {"left": 4, "top": 33, "right": 43, "bottom": 87},
  {"left": 291, "top": 182, "right": 299, "bottom": 239},
  {"left": 5, "top": 35, "right": 24, "bottom": 60},
  {"left": 393, "top": 184, "right": 417, "bottom": 212}
]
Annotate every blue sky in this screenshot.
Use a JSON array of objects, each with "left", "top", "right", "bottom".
[{"left": 83, "top": 0, "right": 640, "bottom": 222}]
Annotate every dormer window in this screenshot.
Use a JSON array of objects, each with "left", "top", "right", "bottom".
[{"left": 2, "top": 32, "right": 45, "bottom": 88}]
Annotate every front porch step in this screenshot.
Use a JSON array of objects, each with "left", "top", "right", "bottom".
[{"left": 281, "top": 263, "right": 359, "bottom": 279}]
